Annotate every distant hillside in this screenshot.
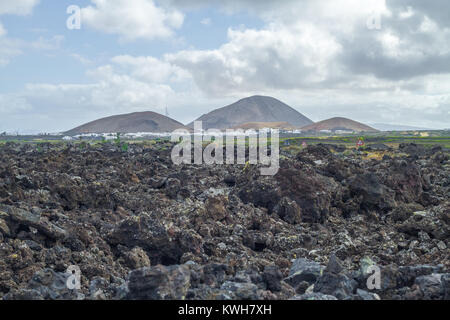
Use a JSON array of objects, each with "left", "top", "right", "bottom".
[
  {"left": 301, "top": 117, "right": 378, "bottom": 133},
  {"left": 230, "top": 121, "right": 296, "bottom": 130},
  {"left": 369, "top": 123, "right": 433, "bottom": 131},
  {"left": 65, "top": 111, "right": 188, "bottom": 135},
  {"left": 189, "top": 96, "right": 313, "bottom": 130}
]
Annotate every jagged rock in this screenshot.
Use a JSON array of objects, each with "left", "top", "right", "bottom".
[
  {"left": 397, "top": 210, "right": 450, "bottom": 240},
  {"left": 87, "top": 276, "right": 128, "bottom": 300},
  {"left": 274, "top": 197, "right": 302, "bottom": 224},
  {"left": 205, "top": 196, "right": 228, "bottom": 221},
  {"left": 277, "top": 168, "right": 340, "bottom": 223},
  {"left": 0, "top": 205, "right": 66, "bottom": 240},
  {"left": 220, "top": 281, "right": 260, "bottom": 300},
  {"left": 397, "top": 265, "right": 445, "bottom": 288},
  {"left": 149, "top": 177, "right": 167, "bottom": 189},
  {"left": 356, "top": 289, "right": 380, "bottom": 300},
  {"left": 303, "top": 144, "right": 332, "bottom": 159},
  {"left": 165, "top": 178, "right": 181, "bottom": 199},
  {"left": 262, "top": 265, "right": 283, "bottom": 292},
  {"left": 89, "top": 277, "right": 109, "bottom": 300},
  {"left": 203, "top": 263, "right": 229, "bottom": 287},
  {"left": 399, "top": 143, "right": 428, "bottom": 157},
  {"left": 3, "top": 268, "right": 84, "bottom": 300},
  {"left": 442, "top": 274, "right": 450, "bottom": 300},
  {"left": 242, "top": 231, "right": 273, "bottom": 252},
  {"left": 415, "top": 274, "right": 445, "bottom": 300},
  {"left": 313, "top": 255, "right": 357, "bottom": 300},
  {"left": 347, "top": 173, "right": 395, "bottom": 213},
  {"left": 326, "top": 254, "right": 344, "bottom": 274},
  {"left": 107, "top": 213, "right": 202, "bottom": 265},
  {"left": 290, "top": 292, "right": 338, "bottom": 300},
  {"left": 284, "top": 258, "right": 324, "bottom": 289},
  {"left": 314, "top": 273, "right": 357, "bottom": 300},
  {"left": 237, "top": 181, "right": 281, "bottom": 213},
  {"left": 437, "top": 241, "right": 447, "bottom": 250},
  {"left": 127, "top": 265, "right": 191, "bottom": 300},
  {"left": 0, "top": 218, "right": 10, "bottom": 237},
  {"left": 119, "top": 246, "right": 151, "bottom": 270},
  {"left": 224, "top": 175, "right": 236, "bottom": 186},
  {"left": 380, "top": 265, "right": 401, "bottom": 291}
]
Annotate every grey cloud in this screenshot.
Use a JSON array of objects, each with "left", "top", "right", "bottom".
[
  {"left": 339, "top": 29, "right": 450, "bottom": 81},
  {"left": 168, "top": 47, "right": 322, "bottom": 97},
  {"left": 165, "top": 0, "right": 299, "bottom": 10},
  {"left": 336, "top": 2, "right": 450, "bottom": 82},
  {"left": 164, "top": 0, "right": 307, "bottom": 19},
  {"left": 388, "top": 0, "right": 450, "bottom": 27},
  {"left": 167, "top": 0, "right": 450, "bottom": 94}
]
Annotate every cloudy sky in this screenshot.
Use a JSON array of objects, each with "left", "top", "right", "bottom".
[{"left": 0, "top": 0, "right": 449, "bottom": 133}]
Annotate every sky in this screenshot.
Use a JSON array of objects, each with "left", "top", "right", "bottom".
[{"left": 0, "top": 0, "right": 449, "bottom": 133}]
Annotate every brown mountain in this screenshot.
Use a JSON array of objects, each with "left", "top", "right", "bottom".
[
  {"left": 65, "top": 111, "right": 188, "bottom": 135},
  {"left": 230, "top": 121, "right": 296, "bottom": 130},
  {"left": 188, "top": 95, "right": 313, "bottom": 130},
  {"left": 301, "top": 117, "right": 379, "bottom": 133}
]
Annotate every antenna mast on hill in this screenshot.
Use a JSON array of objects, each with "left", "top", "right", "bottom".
[{"left": 165, "top": 104, "right": 169, "bottom": 117}]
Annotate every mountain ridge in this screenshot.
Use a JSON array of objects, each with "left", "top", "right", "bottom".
[
  {"left": 65, "top": 111, "right": 188, "bottom": 135},
  {"left": 230, "top": 121, "right": 296, "bottom": 130},
  {"left": 188, "top": 95, "right": 313, "bottom": 130},
  {"left": 301, "top": 117, "right": 378, "bottom": 133}
]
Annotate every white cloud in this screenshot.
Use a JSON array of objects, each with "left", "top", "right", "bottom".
[
  {"left": 30, "top": 35, "right": 64, "bottom": 50},
  {"left": 0, "top": 36, "right": 23, "bottom": 66},
  {"left": 24, "top": 58, "right": 177, "bottom": 115},
  {"left": 167, "top": 22, "right": 342, "bottom": 96},
  {"left": 0, "top": 0, "right": 41, "bottom": 65},
  {"left": 0, "top": 94, "right": 32, "bottom": 113},
  {"left": 0, "top": 55, "right": 202, "bottom": 132},
  {"left": 200, "top": 18, "right": 211, "bottom": 26},
  {"left": 0, "top": 34, "right": 66, "bottom": 66},
  {"left": 110, "top": 55, "right": 190, "bottom": 83},
  {"left": 0, "top": 22, "right": 5, "bottom": 36},
  {"left": 165, "top": 1, "right": 450, "bottom": 100},
  {"left": 0, "top": 0, "right": 39, "bottom": 15},
  {"left": 70, "top": 53, "right": 92, "bottom": 65},
  {"left": 167, "top": 0, "right": 387, "bottom": 25},
  {"left": 81, "top": 0, "right": 184, "bottom": 41}
]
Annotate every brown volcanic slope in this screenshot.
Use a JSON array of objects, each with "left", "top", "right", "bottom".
[
  {"left": 188, "top": 95, "right": 313, "bottom": 130},
  {"left": 230, "top": 121, "right": 296, "bottom": 130},
  {"left": 65, "top": 111, "right": 188, "bottom": 135},
  {"left": 301, "top": 117, "right": 379, "bottom": 133}
]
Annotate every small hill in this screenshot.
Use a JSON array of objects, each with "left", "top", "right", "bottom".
[
  {"left": 230, "top": 121, "right": 296, "bottom": 130},
  {"left": 65, "top": 111, "right": 188, "bottom": 135},
  {"left": 188, "top": 95, "right": 313, "bottom": 130},
  {"left": 369, "top": 123, "right": 433, "bottom": 131},
  {"left": 301, "top": 117, "right": 378, "bottom": 133}
]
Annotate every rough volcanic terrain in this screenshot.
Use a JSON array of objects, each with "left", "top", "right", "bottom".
[{"left": 0, "top": 141, "right": 448, "bottom": 300}]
